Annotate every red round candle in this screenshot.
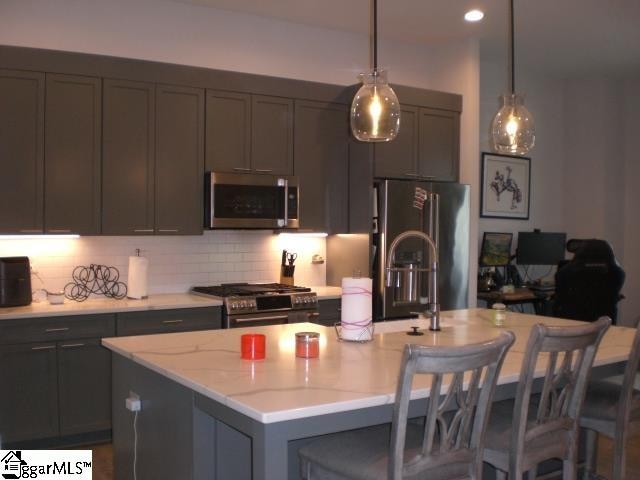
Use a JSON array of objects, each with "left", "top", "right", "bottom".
[{"left": 241, "top": 333, "right": 266, "bottom": 360}]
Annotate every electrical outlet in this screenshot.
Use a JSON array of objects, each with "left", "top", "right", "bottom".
[{"left": 126, "top": 391, "right": 141, "bottom": 412}]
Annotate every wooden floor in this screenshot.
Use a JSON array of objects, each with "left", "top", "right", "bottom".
[{"left": 85, "top": 436, "right": 640, "bottom": 479}]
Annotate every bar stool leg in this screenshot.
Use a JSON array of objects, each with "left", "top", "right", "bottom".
[
  {"left": 612, "top": 429, "right": 627, "bottom": 480},
  {"left": 583, "top": 429, "right": 598, "bottom": 480}
]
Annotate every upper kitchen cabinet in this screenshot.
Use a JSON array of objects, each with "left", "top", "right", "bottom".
[
  {"left": 45, "top": 74, "right": 101, "bottom": 235},
  {"left": 374, "top": 105, "right": 418, "bottom": 179},
  {"left": 0, "top": 70, "right": 44, "bottom": 234},
  {"left": 103, "top": 80, "right": 205, "bottom": 235},
  {"left": 372, "top": 105, "right": 460, "bottom": 182},
  {"left": 418, "top": 108, "right": 459, "bottom": 182},
  {"left": 251, "top": 95, "right": 294, "bottom": 176},
  {"left": 155, "top": 85, "right": 204, "bottom": 235},
  {"left": 205, "top": 90, "right": 251, "bottom": 173},
  {"left": 294, "top": 100, "right": 349, "bottom": 233},
  {"left": 102, "top": 79, "right": 156, "bottom": 235},
  {"left": 206, "top": 92, "right": 294, "bottom": 176}
]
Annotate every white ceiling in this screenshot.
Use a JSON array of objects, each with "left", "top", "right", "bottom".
[{"left": 172, "top": 0, "right": 640, "bottom": 77}]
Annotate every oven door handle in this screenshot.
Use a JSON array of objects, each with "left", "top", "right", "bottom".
[{"left": 234, "top": 315, "right": 290, "bottom": 323}]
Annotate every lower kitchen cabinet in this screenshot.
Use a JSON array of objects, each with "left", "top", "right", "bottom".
[
  {"left": 0, "top": 307, "right": 221, "bottom": 446},
  {"left": 0, "top": 342, "right": 59, "bottom": 443},
  {"left": 116, "top": 307, "right": 221, "bottom": 336},
  {"left": 58, "top": 338, "right": 111, "bottom": 436},
  {"left": 315, "top": 299, "right": 341, "bottom": 327}
]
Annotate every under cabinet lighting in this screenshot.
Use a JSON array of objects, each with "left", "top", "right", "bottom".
[
  {"left": 0, "top": 234, "right": 80, "bottom": 240},
  {"left": 278, "top": 233, "right": 328, "bottom": 238},
  {"left": 464, "top": 9, "right": 485, "bottom": 22}
]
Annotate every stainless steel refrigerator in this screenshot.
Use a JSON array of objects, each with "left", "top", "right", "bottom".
[{"left": 373, "top": 179, "right": 470, "bottom": 320}]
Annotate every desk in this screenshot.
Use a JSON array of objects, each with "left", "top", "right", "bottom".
[
  {"left": 104, "top": 310, "right": 631, "bottom": 479},
  {"left": 478, "top": 287, "right": 553, "bottom": 315}
]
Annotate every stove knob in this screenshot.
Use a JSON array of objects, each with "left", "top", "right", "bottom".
[
  {"left": 229, "top": 302, "right": 237, "bottom": 310},
  {"left": 241, "top": 301, "right": 247, "bottom": 308}
]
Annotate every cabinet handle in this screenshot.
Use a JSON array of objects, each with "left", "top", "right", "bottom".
[
  {"left": 48, "top": 229, "right": 71, "bottom": 233},
  {"left": 307, "top": 312, "right": 320, "bottom": 318},
  {"left": 19, "top": 229, "right": 43, "bottom": 233},
  {"left": 419, "top": 175, "right": 435, "bottom": 180},
  {"left": 255, "top": 169, "right": 273, "bottom": 173},
  {"left": 32, "top": 345, "right": 56, "bottom": 351},
  {"left": 232, "top": 168, "right": 252, "bottom": 172},
  {"left": 404, "top": 173, "right": 419, "bottom": 177},
  {"left": 133, "top": 229, "right": 154, "bottom": 233},
  {"left": 162, "top": 319, "right": 184, "bottom": 324},
  {"left": 158, "top": 229, "right": 179, "bottom": 233},
  {"left": 45, "top": 327, "right": 69, "bottom": 333},
  {"left": 60, "top": 343, "right": 85, "bottom": 349}
]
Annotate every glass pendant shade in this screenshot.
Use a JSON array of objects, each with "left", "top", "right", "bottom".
[
  {"left": 491, "top": 93, "right": 535, "bottom": 155},
  {"left": 350, "top": 70, "right": 401, "bottom": 142}
]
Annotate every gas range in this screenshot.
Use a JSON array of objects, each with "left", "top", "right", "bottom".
[{"left": 191, "top": 283, "right": 318, "bottom": 328}]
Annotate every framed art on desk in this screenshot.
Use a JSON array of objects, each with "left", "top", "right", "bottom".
[{"left": 480, "top": 152, "right": 531, "bottom": 220}]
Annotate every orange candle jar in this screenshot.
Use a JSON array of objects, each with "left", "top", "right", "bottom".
[{"left": 295, "top": 332, "right": 320, "bottom": 358}]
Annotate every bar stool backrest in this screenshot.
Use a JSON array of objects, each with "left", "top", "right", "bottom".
[
  {"left": 509, "top": 317, "right": 611, "bottom": 475},
  {"left": 389, "top": 331, "right": 516, "bottom": 480}
]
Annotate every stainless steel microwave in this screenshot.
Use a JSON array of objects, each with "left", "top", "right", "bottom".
[{"left": 205, "top": 172, "right": 299, "bottom": 229}]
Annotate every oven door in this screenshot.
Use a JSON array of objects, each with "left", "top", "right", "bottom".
[
  {"left": 226, "top": 310, "right": 319, "bottom": 329},
  {"left": 206, "top": 172, "right": 299, "bottom": 229}
]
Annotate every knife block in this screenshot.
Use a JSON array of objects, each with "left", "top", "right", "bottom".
[{"left": 280, "top": 265, "right": 295, "bottom": 286}]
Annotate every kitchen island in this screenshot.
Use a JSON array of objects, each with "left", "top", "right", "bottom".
[{"left": 103, "top": 309, "right": 634, "bottom": 480}]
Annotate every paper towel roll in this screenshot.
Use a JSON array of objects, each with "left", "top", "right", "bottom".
[
  {"left": 341, "top": 277, "right": 373, "bottom": 341},
  {"left": 127, "top": 256, "right": 149, "bottom": 299}
]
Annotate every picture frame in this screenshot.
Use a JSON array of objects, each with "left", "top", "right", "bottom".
[{"left": 480, "top": 152, "right": 531, "bottom": 220}]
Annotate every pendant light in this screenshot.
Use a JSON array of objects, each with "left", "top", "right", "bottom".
[
  {"left": 350, "top": 0, "right": 400, "bottom": 142},
  {"left": 491, "top": 0, "right": 535, "bottom": 155}
]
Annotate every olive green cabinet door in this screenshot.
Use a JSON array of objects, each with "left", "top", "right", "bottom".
[
  {"left": 373, "top": 105, "right": 418, "bottom": 179},
  {"left": 417, "top": 108, "right": 459, "bottom": 182},
  {"left": 0, "top": 343, "right": 58, "bottom": 443},
  {"left": 0, "top": 70, "right": 44, "bottom": 234},
  {"left": 294, "top": 100, "right": 349, "bottom": 233},
  {"left": 58, "top": 339, "right": 112, "bottom": 436},
  {"left": 156, "top": 85, "right": 205, "bottom": 235},
  {"left": 251, "top": 95, "right": 293, "bottom": 176},
  {"left": 205, "top": 90, "right": 251, "bottom": 174},
  {"left": 102, "top": 79, "right": 156, "bottom": 235},
  {"left": 45, "top": 74, "right": 101, "bottom": 234}
]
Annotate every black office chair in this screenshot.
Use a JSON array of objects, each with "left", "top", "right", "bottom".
[{"left": 553, "top": 239, "right": 625, "bottom": 324}]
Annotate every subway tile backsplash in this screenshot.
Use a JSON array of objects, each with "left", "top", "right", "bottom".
[{"left": 0, "top": 231, "right": 326, "bottom": 296}]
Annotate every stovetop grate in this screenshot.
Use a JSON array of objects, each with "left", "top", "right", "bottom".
[{"left": 192, "top": 283, "right": 311, "bottom": 297}]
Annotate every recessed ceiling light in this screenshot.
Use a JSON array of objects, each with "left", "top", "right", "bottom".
[{"left": 464, "top": 9, "right": 484, "bottom": 22}]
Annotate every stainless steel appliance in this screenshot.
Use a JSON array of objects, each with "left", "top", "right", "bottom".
[
  {"left": 373, "top": 180, "right": 470, "bottom": 320},
  {"left": 0, "top": 257, "right": 32, "bottom": 308},
  {"left": 191, "top": 283, "right": 318, "bottom": 328},
  {"left": 205, "top": 172, "right": 299, "bottom": 229}
]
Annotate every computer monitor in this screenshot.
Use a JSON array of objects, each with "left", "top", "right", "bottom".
[
  {"left": 516, "top": 231, "right": 567, "bottom": 266},
  {"left": 479, "top": 232, "right": 513, "bottom": 267}
]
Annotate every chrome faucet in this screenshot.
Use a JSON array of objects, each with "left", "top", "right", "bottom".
[{"left": 385, "top": 230, "right": 441, "bottom": 331}]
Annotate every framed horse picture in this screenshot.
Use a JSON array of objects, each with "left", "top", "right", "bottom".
[{"left": 480, "top": 152, "right": 530, "bottom": 219}]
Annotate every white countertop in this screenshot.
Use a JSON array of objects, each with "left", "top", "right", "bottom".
[
  {"left": 0, "top": 293, "right": 223, "bottom": 320},
  {"left": 310, "top": 285, "right": 342, "bottom": 300},
  {"left": 102, "top": 309, "right": 634, "bottom": 424}
]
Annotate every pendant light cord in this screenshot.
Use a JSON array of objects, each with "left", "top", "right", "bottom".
[
  {"left": 509, "top": 0, "right": 515, "bottom": 94},
  {"left": 372, "top": 0, "right": 378, "bottom": 72}
]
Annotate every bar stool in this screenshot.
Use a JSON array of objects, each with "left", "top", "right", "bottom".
[
  {"left": 482, "top": 317, "right": 611, "bottom": 479},
  {"left": 298, "top": 331, "right": 515, "bottom": 480},
  {"left": 580, "top": 320, "right": 640, "bottom": 480}
]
